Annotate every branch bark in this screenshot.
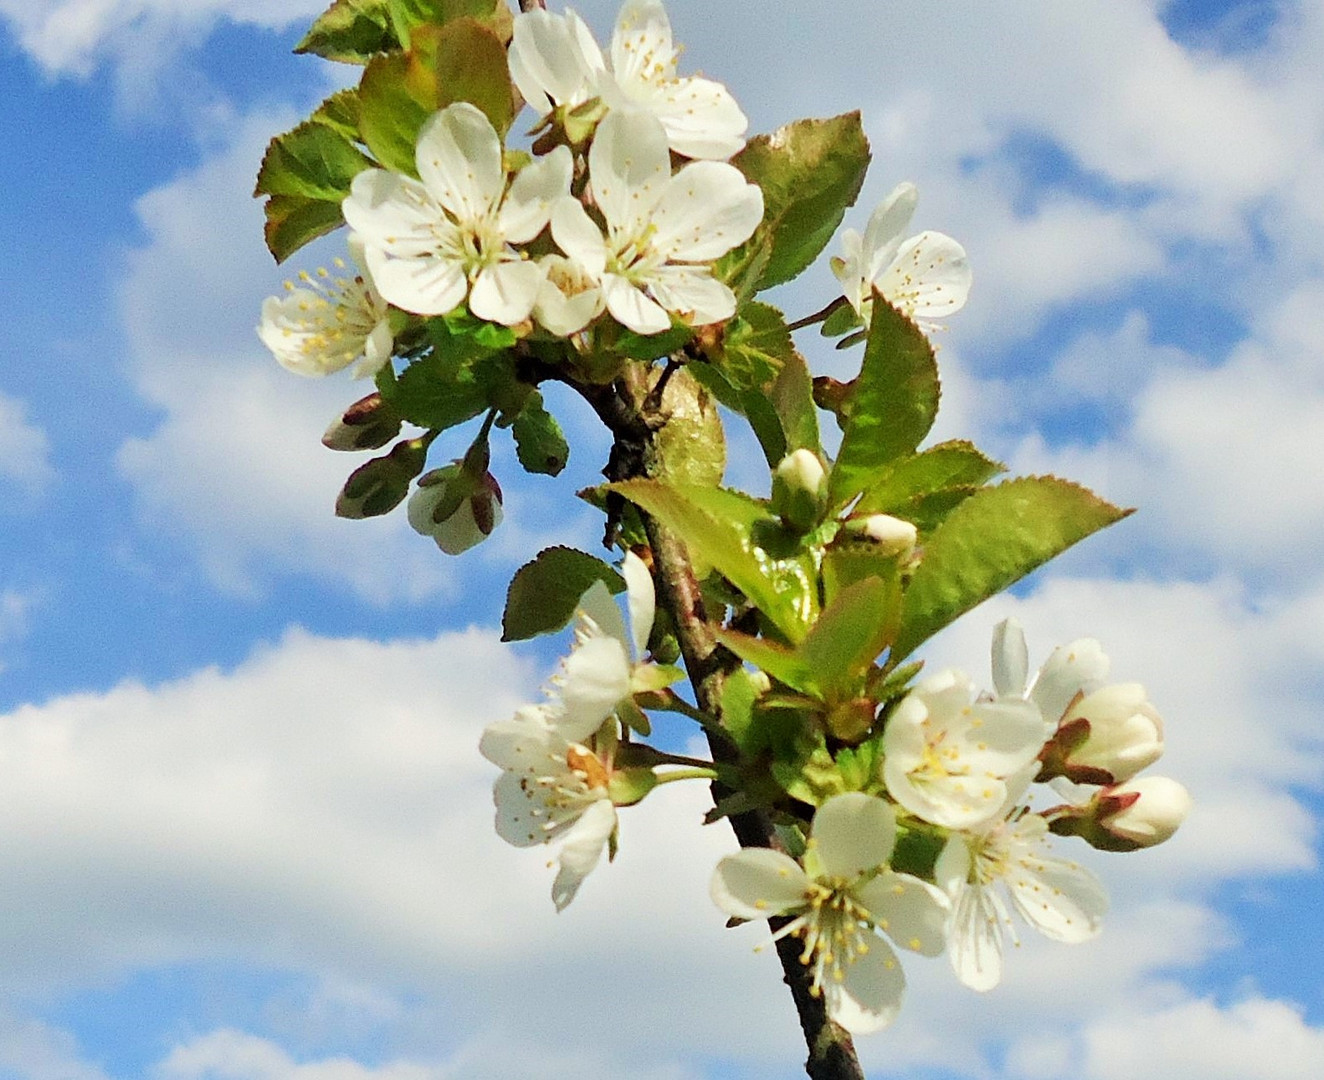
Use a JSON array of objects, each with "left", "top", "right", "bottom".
[{"left": 582, "top": 372, "right": 868, "bottom": 1080}]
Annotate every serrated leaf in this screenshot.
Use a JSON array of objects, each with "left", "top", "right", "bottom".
[
  {"left": 410, "top": 19, "right": 514, "bottom": 134},
  {"left": 828, "top": 295, "right": 939, "bottom": 508},
  {"left": 261, "top": 196, "right": 350, "bottom": 264},
  {"left": 797, "top": 576, "right": 894, "bottom": 700},
  {"left": 512, "top": 392, "right": 569, "bottom": 476},
  {"left": 296, "top": 0, "right": 395, "bottom": 64},
  {"left": 652, "top": 369, "right": 725, "bottom": 487},
  {"left": 854, "top": 440, "right": 1004, "bottom": 515},
  {"left": 718, "top": 113, "right": 870, "bottom": 293},
  {"left": 719, "top": 301, "right": 792, "bottom": 391},
  {"left": 609, "top": 480, "right": 816, "bottom": 641},
  {"left": 357, "top": 52, "right": 433, "bottom": 176},
  {"left": 891, "top": 476, "right": 1134, "bottom": 662},
  {"left": 310, "top": 88, "right": 363, "bottom": 141},
  {"left": 500, "top": 547, "right": 624, "bottom": 640},
  {"left": 381, "top": 349, "right": 488, "bottom": 432},
  {"left": 502, "top": 547, "right": 625, "bottom": 641},
  {"left": 770, "top": 346, "right": 821, "bottom": 458},
  {"left": 389, "top": 0, "right": 513, "bottom": 47}
]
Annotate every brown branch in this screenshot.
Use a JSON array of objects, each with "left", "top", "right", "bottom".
[
  {"left": 585, "top": 369, "right": 867, "bottom": 1080},
  {"left": 517, "top": 0, "right": 546, "bottom": 12}
]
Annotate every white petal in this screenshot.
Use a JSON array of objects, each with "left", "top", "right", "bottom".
[
  {"left": 590, "top": 109, "right": 670, "bottom": 235},
  {"left": 507, "top": 31, "right": 552, "bottom": 115},
  {"left": 603, "top": 274, "right": 671, "bottom": 335},
  {"left": 510, "top": 10, "right": 597, "bottom": 111},
  {"left": 855, "top": 871, "right": 951, "bottom": 957},
  {"left": 860, "top": 182, "right": 918, "bottom": 281},
  {"left": 877, "top": 231, "right": 972, "bottom": 319},
  {"left": 650, "top": 75, "right": 747, "bottom": 159},
  {"left": 415, "top": 103, "right": 504, "bottom": 223},
  {"left": 823, "top": 936, "right": 906, "bottom": 1034},
  {"left": 948, "top": 882, "right": 1007, "bottom": 992},
  {"left": 469, "top": 260, "right": 544, "bottom": 326},
  {"left": 434, "top": 493, "right": 502, "bottom": 554},
  {"left": 363, "top": 246, "right": 467, "bottom": 317},
  {"left": 493, "top": 770, "right": 558, "bottom": 848},
  {"left": 500, "top": 145, "right": 573, "bottom": 244},
  {"left": 610, "top": 0, "right": 674, "bottom": 87},
  {"left": 550, "top": 198, "right": 609, "bottom": 279},
  {"left": 956, "top": 699, "right": 1049, "bottom": 777},
  {"left": 478, "top": 714, "right": 557, "bottom": 771},
  {"left": 645, "top": 266, "right": 737, "bottom": 326},
  {"left": 810, "top": 793, "right": 897, "bottom": 880},
  {"left": 991, "top": 617, "right": 1029, "bottom": 699},
  {"left": 620, "top": 551, "right": 655, "bottom": 659},
  {"left": 1031, "top": 637, "right": 1110, "bottom": 724},
  {"left": 933, "top": 834, "right": 972, "bottom": 895},
  {"left": 709, "top": 848, "right": 810, "bottom": 920},
  {"left": 651, "top": 161, "right": 763, "bottom": 262},
  {"left": 342, "top": 170, "right": 440, "bottom": 256},
  {"left": 353, "top": 318, "right": 394, "bottom": 379},
  {"left": 1006, "top": 851, "right": 1108, "bottom": 943},
  {"left": 534, "top": 275, "right": 603, "bottom": 336},
  {"left": 557, "top": 635, "right": 632, "bottom": 741},
  {"left": 552, "top": 798, "right": 616, "bottom": 911},
  {"left": 577, "top": 579, "right": 630, "bottom": 651}
]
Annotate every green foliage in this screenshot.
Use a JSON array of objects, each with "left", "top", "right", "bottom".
[
  {"left": 827, "top": 295, "right": 940, "bottom": 509},
  {"left": 891, "top": 477, "right": 1133, "bottom": 662},
  {"left": 296, "top": 0, "right": 396, "bottom": 64},
  {"left": 357, "top": 52, "right": 432, "bottom": 175},
  {"left": 609, "top": 480, "right": 817, "bottom": 642},
  {"left": 409, "top": 19, "right": 515, "bottom": 133},
  {"left": 719, "top": 302, "right": 792, "bottom": 391},
  {"left": 502, "top": 547, "right": 625, "bottom": 642},
  {"left": 854, "top": 440, "right": 1004, "bottom": 516},
  {"left": 718, "top": 113, "right": 870, "bottom": 293},
  {"left": 389, "top": 0, "right": 513, "bottom": 47},
  {"left": 335, "top": 438, "right": 429, "bottom": 519},
  {"left": 379, "top": 318, "right": 517, "bottom": 433},
  {"left": 512, "top": 392, "right": 569, "bottom": 476},
  {"left": 254, "top": 112, "right": 374, "bottom": 262},
  {"left": 651, "top": 370, "right": 726, "bottom": 487}
]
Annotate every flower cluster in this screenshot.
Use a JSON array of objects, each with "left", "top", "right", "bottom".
[{"left": 710, "top": 619, "right": 1190, "bottom": 1032}]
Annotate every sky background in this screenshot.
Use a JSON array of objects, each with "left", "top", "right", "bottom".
[{"left": 1, "top": 0, "right": 1322, "bottom": 1077}]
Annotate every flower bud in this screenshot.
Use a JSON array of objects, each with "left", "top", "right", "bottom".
[
  {"left": 770, "top": 449, "right": 829, "bottom": 532},
  {"left": 407, "top": 464, "right": 504, "bottom": 555},
  {"left": 322, "top": 392, "right": 403, "bottom": 451},
  {"left": 1044, "top": 683, "right": 1163, "bottom": 785},
  {"left": 1095, "top": 776, "right": 1191, "bottom": 849},
  {"left": 840, "top": 513, "right": 918, "bottom": 558},
  {"left": 335, "top": 438, "right": 428, "bottom": 519}
]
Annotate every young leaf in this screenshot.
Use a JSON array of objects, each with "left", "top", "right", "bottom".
[
  {"left": 718, "top": 301, "right": 793, "bottom": 391},
  {"left": 503, "top": 547, "right": 625, "bottom": 642},
  {"left": 796, "top": 576, "right": 894, "bottom": 701},
  {"left": 512, "top": 392, "right": 569, "bottom": 476},
  {"left": 357, "top": 52, "right": 433, "bottom": 175},
  {"left": 714, "top": 630, "right": 814, "bottom": 696},
  {"left": 609, "top": 480, "right": 816, "bottom": 641},
  {"left": 296, "top": 0, "right": 396, "bottom": 64},
  {"left": 409, "top": 19, "right": 514, "bottom": 134},
  {"left": 651, "top": 370, "right": 725, "bottom": 487},
  {"left": 890, "top": 476, "right": 1134, "bottom": 662},
  {"left": 389, "top": 0, "right": 513, "bottom": 47},
  {"left": 310, "top": 88, "right": 364, "bottom": 141},
  {"left": 718, "top": 113, "right": 870, "bottom": 292},
  {"left": 381, "top": 349, "right": 489, "bottom": 432},
  {"left": 260, "top": 196, "right": 351, "bottom": 265},
  {"left": 827, "top": 295, "right": 940, "bottom": 508},
  {"left": 854, "top": 440, "right": 1005, "bottom": 515},
  {"left": 770, "top": 347, "right": 821, "bottom": 457}
]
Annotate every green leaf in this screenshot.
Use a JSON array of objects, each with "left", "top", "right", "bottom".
[
  {"left": 651, "top": 369, "right": 725, "bottom": 487},
  {"left": 828, "top": 296, "right": 940, "bottom": 508},
  {"left": 296, "top": 0, "right": 396, "bottom": 64},
  {"left": 719, "top": 301, "right": 792, "bottom": 391},
  {"left": 310, "top": 89, "right": 365, "bottom": 141},
  {"left": 609, "top": 480, "right": 816, "bottom": 641},
  {"left": 410, "top": 19, "right": 514, "bottom": 134},
  {"left": 381, "top": 346, "right": 489, "bottom": 432},
  {"left": 357, "top": 52, "right": 432, "bottom": 175},
  {"left": 891, "top": 476, "right": 1134, "bottom": 662},
  {"left": 854, "top": 440, "right": 1004, "bottom": 515},
  {"left": 502, "top": 547, "right": 625, "bottom": 642},
  {"left": 714, "top": 630, "right": 813, "bottom": 696},
  {"left": 512, "top": 392, "right": 569, "bottom": 476},
  {"left": 797, "top": 577, "right": 893, "bottom": 701},
  {"left": 254, "top": 115, "right": 375, "bottom": 261},
  {"left": 770, "top": 347, "right": 821, "bottom": 457},
  {"left": 718, "top": 113, "right": 870, "bottom": 293},
  {"left": 389, "top": 0, "right": 513, "bottom": 47}
]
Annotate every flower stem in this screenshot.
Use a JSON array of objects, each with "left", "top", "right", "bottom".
[{"left": 653, "top": 766, "right": 719, "bottom": 785}]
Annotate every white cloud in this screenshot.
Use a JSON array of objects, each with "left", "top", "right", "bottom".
[
  {"left": 0, "top": 393, "right": 55, "bottom": 493},
  {"left": 0, "top": 1015, "right": 110, "bottom": 1080}
]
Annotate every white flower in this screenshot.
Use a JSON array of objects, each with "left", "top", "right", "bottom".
[
  {"left": 510, "top": 0, "right": 748, "bottom": 159},
  {"left": 936, "top": 805, "right": 1108, "bottom": 991},
  {"left": 991, "top": 617, "right": 1110, "bottom": 727},
  {"left": 710, "top": 793, "right": 949, "bottom": 1034},
  {"left": 882, "top": 669, "right": 1048, "bottom": 829},
  {"left": 406, "top": 464, "right": 503, "bottom": 555},
  {"left": 479, "top": 705, "right": 617, "bottom": 911},
  {"left": 832, "top": 182, "right": 971, "bottom": 331},
  {"left": 257, "top": 235, "right": 393, "bottom": 378},
  {"left": 549, "top": 550, "right": 659, "bottom": 742},
  {"left": 533, "top": 253, "right": 605, "bottom": 336},
  {"left": 342, "top": 102, "right": 571, "bottom": 325},
  {"left": 550, "top": 110, "right": 763, "bottom": 335}
]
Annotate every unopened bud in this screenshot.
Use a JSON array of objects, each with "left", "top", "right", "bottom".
[
  {"left": 771, "top": 449, "right": 829, "bottom": 532},
  {"left": 841, "top": 513, "right": 918, "bottom": 558},
  {"left": 1042, "top": 683, "right": 1163, "bottom": 785},
  {"left": 407, "top": 463, "right": 504, "bottom": 555},
  {"left": 322, "top": 392, "right": 403, "bottom": 451},
  {"left": 335, "top": 438, "right": 428, "bottom": 519},
  {"left": 1095, "top": 776, "right": 1191, "bottom": 849}
]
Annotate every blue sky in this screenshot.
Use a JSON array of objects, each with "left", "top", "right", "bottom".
[{"left": 1, "top": 1, "right": 1322, "bottom": 1078}]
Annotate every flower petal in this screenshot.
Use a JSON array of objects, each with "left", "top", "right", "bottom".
[
  {"left": 947, "top": 879, "right": 1007, "bottom": 992},
  {"left": 500, "top": 145, "right": 573, "bottom": 244},
  {"left": 649, "top": 75, "right": 747, "bottom": 159},
  {"left": 603, "top": 274, "right": 671, "bottom": 335},
  {"left": 550, "top": 198, "right": 609, "bottom": 279},
  {"left": 855, "top": 871, "right": 950, "bottom": 957},
  {"left": 363, "top": 246, "right": 467, "bottom": 317},
  {"left": 609, "top": 0, "right": 674, "bottom": 87},
  {"left": 590, "top": 109, "right": 670, "bottom": 236},
  {"left": 342, "top": 170, "right": 441, "bottom": 258},
  {"left": 509, "top": 9, "right": 601, "bottom": 112},
  {"left": 621, "top": 551, "right": 655, "bottom": 659},
  {"left": 991, "top": 617, "right": 1029, "bottom": 699},
  {"left": 650, "top": 161, "right": 763, "bottom": 262},
  {"left": 645, "top": 266, "right": 737, "bottom": 326},
  {"left": 552, "top": 798, "right": 616, "bottom": 911},
  {"left": 709, "top": 847, "right": 810, "bottom": 920},
  {"left": 493, "top": 769, "right": 559, "bottom": 848},
  {"left": 860, "top": 182, "right": 918, "bottom": 282},
  {"left": 415, "top": 103, "right": 504, "bottom": 223},
  {"left": 877, "top": 230, "right": 972, "bottom": 318},
  {"left": 811, "top": 793, "right": 897, "bottom": 880},
  {"left": 478, "top": 712, "right": 557, "bottom": 771},
  {"left": 557, "top": 634, "right": 632, "bottom": 742},
  {"left": 1030, "top": 637, "right": 1110, "bottom": 724},
  {"left": 469, "top": 260, "right": 544, "bottom": 326},
  {"left": 577, "top": 579, "right": 630, "bottom": 651},
  {"left": 823, "top": 935, "right": 906, "bottom": 1034}
]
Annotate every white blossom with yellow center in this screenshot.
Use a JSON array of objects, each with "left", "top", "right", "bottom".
[
  {"left": 342, "top": 102, "right": 571, "bottom": 325},
  {"left": 936, "top": 801, "right": 1108, "bottom": 991},
  {"left": 550, "top": 109, "right": 763, "bottom": 336},
  {"left": 882, "top": 668, "right": 1048, "bottom": 829},
  {"left": 257, "top": 234, "right": 393, "bottom": 378},
  {"left": 710, "top": 793, "right": 949, "bottom": 1034},
  {"left": 510, "top": 0, "right": 748, "bottom": 159},
  {"left": 832, "top": 181, "right": 972, "bottom": 332}
]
